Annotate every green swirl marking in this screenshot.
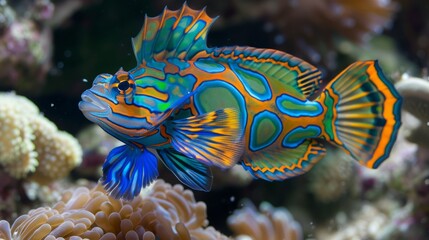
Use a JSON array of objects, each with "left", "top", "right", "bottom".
[
  {"left": 322, "top": 92, "right": 335, "bottom": 140},
  {"left": 230, "top": 64, "right": 272, "bottom": 101},
  {"left": 282, "top": 125, "right": 321, "bottom": 148},
  {"left": 194, "top": 80, "right": 247, "bottom": 130},
  {"left": 276, "top": 94, "right": 322, "bottom": 117},
  {"left": 249, "top": 110, "right": 282, "bottom": 151}
]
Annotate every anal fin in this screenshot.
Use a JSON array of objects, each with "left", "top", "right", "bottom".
[
  {"left": 241, "top": 140, "right": 326, "bottom": 181},
  {"left": 158, "top": 148, "right": 213, "bottom": 191},
  {"left": 102, "top": 145, "right": 158, "bottom": 200}
]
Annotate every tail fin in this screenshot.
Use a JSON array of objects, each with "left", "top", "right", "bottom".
[{"left": 318, "top": 61, "right": 401, "bottom": 168}]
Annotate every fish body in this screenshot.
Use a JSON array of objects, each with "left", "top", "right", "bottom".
[{"left": 79, "top": 4, "right": 402, "bottom": 199}]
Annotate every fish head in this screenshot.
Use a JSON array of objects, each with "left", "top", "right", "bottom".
[{"left": 79, "top": 68, "right": 156, "bottom": 139}]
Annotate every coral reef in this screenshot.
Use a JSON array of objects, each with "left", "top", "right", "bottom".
[
  {"left": 244, "top": 0, "right": 394, "bottom": 69},
  {"left": 212, "top": 165, "right": 253, "bottom": 189},
  {"left": 0, "top": 0, "right": 99, "bottom": 92},
  {"left": 2, "top": 1, "right": 429, "bottom": 239},
  {"left": 0, "top": 92, "right": 39, "bottom": 177},
  {"left": 395, "top": 75, "right": 429, "bottom": 146},
  {"left": 307, "top": 148, "right": 356, "bottom": 203},
  {"left": 316, "top": 199, "right": 407, "bottom": 240},
  {"left": 0, "top": 180, "right": 228, "bottom": 240},
  {"left": 28, "top": 116, "right": 83, "bottom": 184},
  {"left": 0, "top": 92, "right": 82, "bottom": 181},
  {"left": 228, "top": 201, "right": 302, "bottom": 240},
  {"left": 337, "top": 36, "right": 418, "bottom": 75},
  {"left": 0, "top": 0, "right": 52, "bottom": 92},
  {"left": 396, "top": 74, "right": 429, "bottom": 121},
  {"left": 256, "top": 0, "right": 394, "bottom": 69},
  {"left": 76, "top": 125, "right": 121, "bottom": 179},
  {"left": 392, "top": 0, "right": 429, "bottom": 68},
  {"left": 311, "top": 122, "right": 429, "bottom": 239}
]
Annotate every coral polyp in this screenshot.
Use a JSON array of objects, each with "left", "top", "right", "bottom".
[{"left": 0, "top": 92, "right": 82, "bottom": 181}]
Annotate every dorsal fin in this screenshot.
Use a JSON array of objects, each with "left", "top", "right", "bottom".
[
  {"left": 208, "top": 46, "right": 323, "bottom": 99},
  {"left": 132, "top": 3, "right": 217, "bottom": 64}
]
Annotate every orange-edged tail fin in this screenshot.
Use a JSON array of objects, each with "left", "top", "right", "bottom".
[{"left": 318, "top": 61, "right": 401, "bottom": 168}]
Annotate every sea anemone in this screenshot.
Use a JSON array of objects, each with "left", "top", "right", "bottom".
[{"left": 0, "top": 180, "right": 228, "bottom": 240}]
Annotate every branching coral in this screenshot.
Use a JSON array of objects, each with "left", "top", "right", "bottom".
[
  {"left": 0, "top": 180, "right": 228, "bottom": 240},
  {"left": 228, "top": 201, "right": 302, "bottom": 240},
  {"left": 0, "top": 92, "right": 82, "bottom": 182}
]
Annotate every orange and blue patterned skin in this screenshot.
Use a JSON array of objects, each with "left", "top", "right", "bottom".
[{"left": 79, "top": 4, "right": 402, "bottom": 200}]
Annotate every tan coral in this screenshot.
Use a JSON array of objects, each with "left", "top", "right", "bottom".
[
  {"left": 0, "top": 180, "right": 228, "bottom": 240},
  {"left": 29, "top": 116, "right": 83, "bottom": 184},
  {"left": 228, "top": 201, "right": 302, "bottom": 240}
]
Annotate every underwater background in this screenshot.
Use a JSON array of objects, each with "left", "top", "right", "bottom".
[{"left": 0, "top": 0, "right": 428, "bottom": 239}]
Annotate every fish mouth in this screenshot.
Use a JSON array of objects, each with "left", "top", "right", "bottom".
[{"left": 78, "top": 90, "right": 109, "bottom": 114}]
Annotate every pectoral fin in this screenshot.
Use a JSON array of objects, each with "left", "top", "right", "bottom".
[
  {"left": 167, "top": 108, "right": 243, "bottom": 169},
  {"left": 158, "top": 148, "right": 213, "bottom": 191},
  {"left": 102, "top": 145, "right": 158, "bottom": 200}
]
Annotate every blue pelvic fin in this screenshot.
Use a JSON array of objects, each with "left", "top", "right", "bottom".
[
  {"left": 167, "top": 108, "right": 243, "bottom": 169},
  {"left": 158, "top": 148, "right": 213, "bottom": 191},
  {"left": 101, "top": 145, "right": 158, "bottom": 200},
  {"left": 241, "top": 140, "right": 326, "bottom": 181}
]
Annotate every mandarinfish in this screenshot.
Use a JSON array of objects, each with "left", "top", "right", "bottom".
[{"left": 79, "top": 3, "right": 402, "bottom": 200}]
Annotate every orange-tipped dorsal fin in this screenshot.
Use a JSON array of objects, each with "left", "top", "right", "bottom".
[{"left": 132, "top": 3, "right": 217, "bottom": 64}]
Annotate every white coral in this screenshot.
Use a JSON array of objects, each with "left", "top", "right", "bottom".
[
  {"left": 29, "top": 117, "right": 83, "bottom": 183},
  {"left": 0, "top": 92, "right": 39, "bottom": 177},
  {"left": 0, "top": 92, "right": 82, "bottom": 181}
]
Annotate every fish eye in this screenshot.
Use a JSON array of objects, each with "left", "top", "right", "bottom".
[{"left": 118, "top": 81, "right": 130, "bottom": 91}]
